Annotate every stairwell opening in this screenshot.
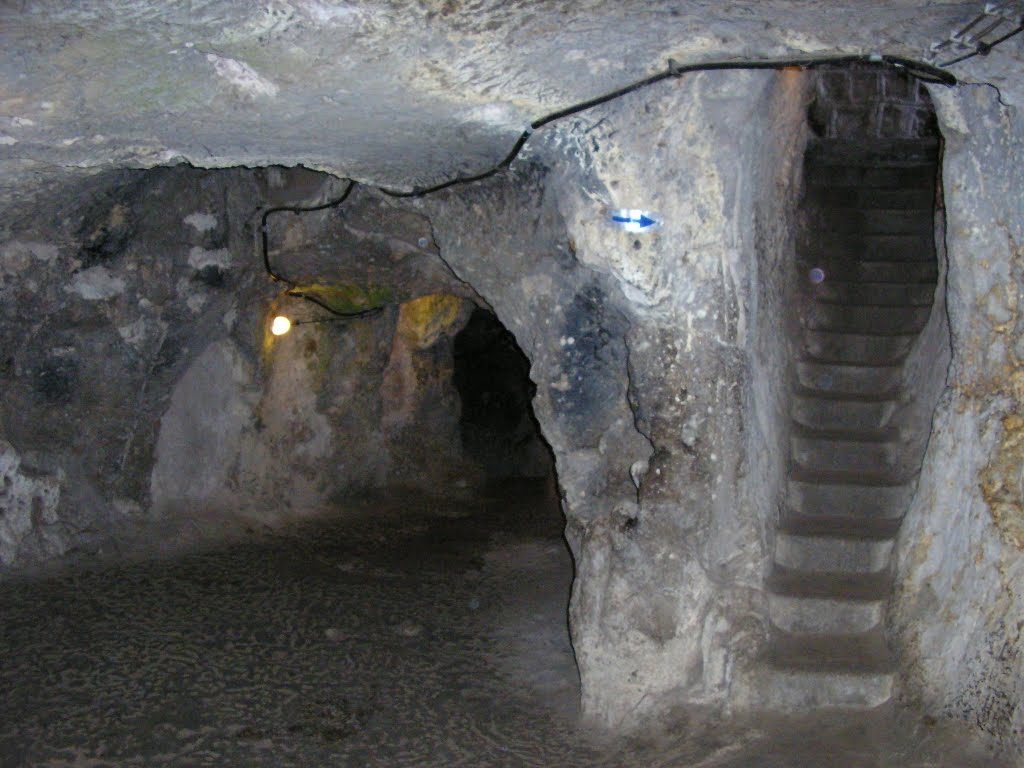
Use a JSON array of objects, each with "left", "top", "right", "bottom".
[{"left": 759, "top": 63, "right": 952, "bottom": 710}]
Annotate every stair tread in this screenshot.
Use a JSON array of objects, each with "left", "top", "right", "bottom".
[
  {"left": 810, "top": 278, "right": 935, "bottom": 288},
  {"left": 797, "top": 358, "right": 902, "bottom": 371},
  {"left": 806, "top": 164, "right": 937, "bottom": 174},
  {"left": 805, "top": 299, "right": 931, "bottom": 312},
  {"left": 803, "top": 328, "right": 920, "bottom": 339},
  {"left": 812, "top": 233, "right": 932, "bottom": 241},
  {"left": 815, "top": 190, "right": 935, "bottom": 211},
  {"left": 767, "top": 566, "right": 891, "bottom": 601},
  {"left": 764, "top": 629, "right": 896, "bottom": 673},
  {"left": 802, "top": 307, "right": 932, "bottom": 327},
  {"left": 788, "top": 468, "right": 913, "bottom": 488},
  {"left": 807, "top": 137, "right": 940, "bottom": 154},
  {"left": 814, "top": 297, "right": 934, "bottom": 309},
  {"left": 808, "top": 299, "right": 932, "bottom": 309},
  {"left": 817, "top": 205, "right": 934, "bottom": 214},
  {"left": 806, "top": 250, "right": 937, "bottom": 262},
  {"left": 813, "top": 208, "right": 933, "bottom": 216},
  {"left": 793, "top": 387, "right": 900, "bottom": 403},
  {"left": 779, "top": 514, "right": 902, "bottom": 541},
  {"left": 858, "top": 258, "right": 936, "bottom": 267},
  {"left": 791, "top": 424, "right": 902, "bottom": 443},
  {"left": 804, "top": 274, "right": 937, "bottom": 286},
  {"left": 802, "top": 353, "right": 908, "bottom": 368},
  {"left": 806, "top": 325, "right": 927, "bottom": 337}
]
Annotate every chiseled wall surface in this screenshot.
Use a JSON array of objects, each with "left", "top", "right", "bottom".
[
  {"left": 422, "top": 69, "right": 810, "bottom": 727},
  {"left": 890, "top": 84, "right": 1024, "bottom": 759},
  {"left": 555, "top": 70, "right": 809, "bottom": 726},
  {"left": 0, "top": 168, "right": 268, "bottom": 568}
]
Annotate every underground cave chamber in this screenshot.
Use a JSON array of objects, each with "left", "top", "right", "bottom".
[
  {"left": 0, "top": 164, "right": 580, "bottom": 762},
  {"left": 1, "top": 51, "right": 1022, "bottom": 765}
]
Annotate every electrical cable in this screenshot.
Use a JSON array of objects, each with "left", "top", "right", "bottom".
[
  {"left": 261, "top": 180, "right": 385, "bottom": 318},
  {"left": 261, "top": 179, "right": 354, "bottom": 286},
  {"left": 260, "top": 52, "right": 959, "bottom": 318},
  {"left": 375, "top": 54, "right": 955, "bottom": 200}
]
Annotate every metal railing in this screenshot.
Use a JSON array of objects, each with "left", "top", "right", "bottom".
[{"left": 928, "top": 2, "right": 1024, "bottom": 66}]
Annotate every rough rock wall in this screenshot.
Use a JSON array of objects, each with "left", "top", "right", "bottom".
[
  {"left": 417, "top": 69, "right": 809, "bottom": 726},
  {"left": 136, "top": 170, "right": 562, "bottom": 547},
  {"left": 0, "top": 440, "right": 63, "bottom": 566},
  {"left": 0, "top": 166, "right": 484, "bottom": 570},
  {"left": 735, "top": 68, "right": 811, "bottom": 697},
  {"left": 151, "top": 291, "right": 476, "bottom": 523},
  {"left": 0, "top": 167, "right": 266, "bottom": 567},
  {"left": 890, "top": 84, "right": 1024, "bottom": 759},
  {"left": 380, "top": 293, "right": 476, "bottom": 484},
  {"left": 559, "top": 70, "right": 810, "bottom": 726}
]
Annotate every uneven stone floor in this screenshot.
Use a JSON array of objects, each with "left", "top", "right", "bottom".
[{"left": 0, "top": 480, "right": 1008, "bottom": 767}]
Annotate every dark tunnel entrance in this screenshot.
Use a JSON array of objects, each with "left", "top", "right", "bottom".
[{"left": 453, "top": 307, "right": 555, "bottom": 483}]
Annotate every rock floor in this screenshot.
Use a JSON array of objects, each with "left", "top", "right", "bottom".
[{"left": 0, "top": 479, "right": 1008, "bottom": 767}]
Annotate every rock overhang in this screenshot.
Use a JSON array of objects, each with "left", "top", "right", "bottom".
[{"left": 1, "top": 0, "right": 1021, "bottom": 215}]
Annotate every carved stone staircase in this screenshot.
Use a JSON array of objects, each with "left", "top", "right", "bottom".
[{"left": 755, "top": 134, "right": 940, "bottom": 710}]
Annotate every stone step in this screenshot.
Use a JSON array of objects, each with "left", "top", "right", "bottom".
[
  {"left": 801, "top": 260, "right": 938, "bottom": 284},
  {"left": 801, "top": 303, "right": 931, "bottom": 334},
  {"left": 804, "top": 248, "right": 936, "bottom": 272},
  {"left": 858, "top": 260, "right": 938, "bottom": 283},
  {"left": 791, "top": 426, "right": 906, "bottom": 474},
  {"left": 767, "top": 566, "right": 889, "bottom": 634},
  {"left": 802, "top": 330, "right": 916, "bottom": 366},
  {"left": 788, "top": 469, "right": 915, "bottom": 519},
  {"left": 753, "top": 630, "right": 895, "bottom": 709},
  {"left": 810, "top": 280, "right": 936, "bottom": 307},
  {"left": 805, "top": 138, "right": 940, "bottom": 167},
  {"left": 764, "top": 628, "right": 895, "bottom": 673},
  {"left": 804, "top": 235, "right": 935, "bottom": 262},
  {"left": 814, "top": 187, "right": 934, "bottom": 210},
  {"left": 817, "top": 213, "right": 934, "bottom": 237},
  {"left": 806, "top": 240, "right": 936, "bottom": 265},
  {"left": 792, "top": 390, "right": 899, "bottom": 429},
  {"left": 805, "top": 164, "right": 935, "bottom": 189},
  {"left": 774, "top": 527, "right": 895, "bottom": 573},
  {"left": 795, "top": 360, "right": 902, "bottom": 396},
  {"left": 753, "top": 664, "right": 894, "bottom": 711},
  {"left": 779, "top": 513, "right": 902, "bottom": 541},
  {"left": 765, "top": 136, "right": 938, "bottom": 713}
]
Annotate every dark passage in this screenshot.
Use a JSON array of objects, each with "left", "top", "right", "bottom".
[{"left": 454, "top": 308, "right": 554, "bottom": 480}]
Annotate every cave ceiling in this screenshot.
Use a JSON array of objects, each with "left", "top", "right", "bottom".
[{"left": 1, "top": 1, "right": 1022, "bottom": 215}]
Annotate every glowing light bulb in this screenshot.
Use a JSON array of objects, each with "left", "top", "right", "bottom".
[{"left": 270, "top": 315, "right": 292, "bottom": 336}]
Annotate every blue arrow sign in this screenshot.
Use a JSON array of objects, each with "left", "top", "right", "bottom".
[
  {"left": 610, "top": 209, "right": 661, "bottom": 232},
  {"left": 612, "top": 213, "right": 657, "bottom": 227}
]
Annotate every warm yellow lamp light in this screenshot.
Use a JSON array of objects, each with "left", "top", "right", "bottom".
[{"left": 270, "top": 315, "right": 292, "bottom": 336}]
